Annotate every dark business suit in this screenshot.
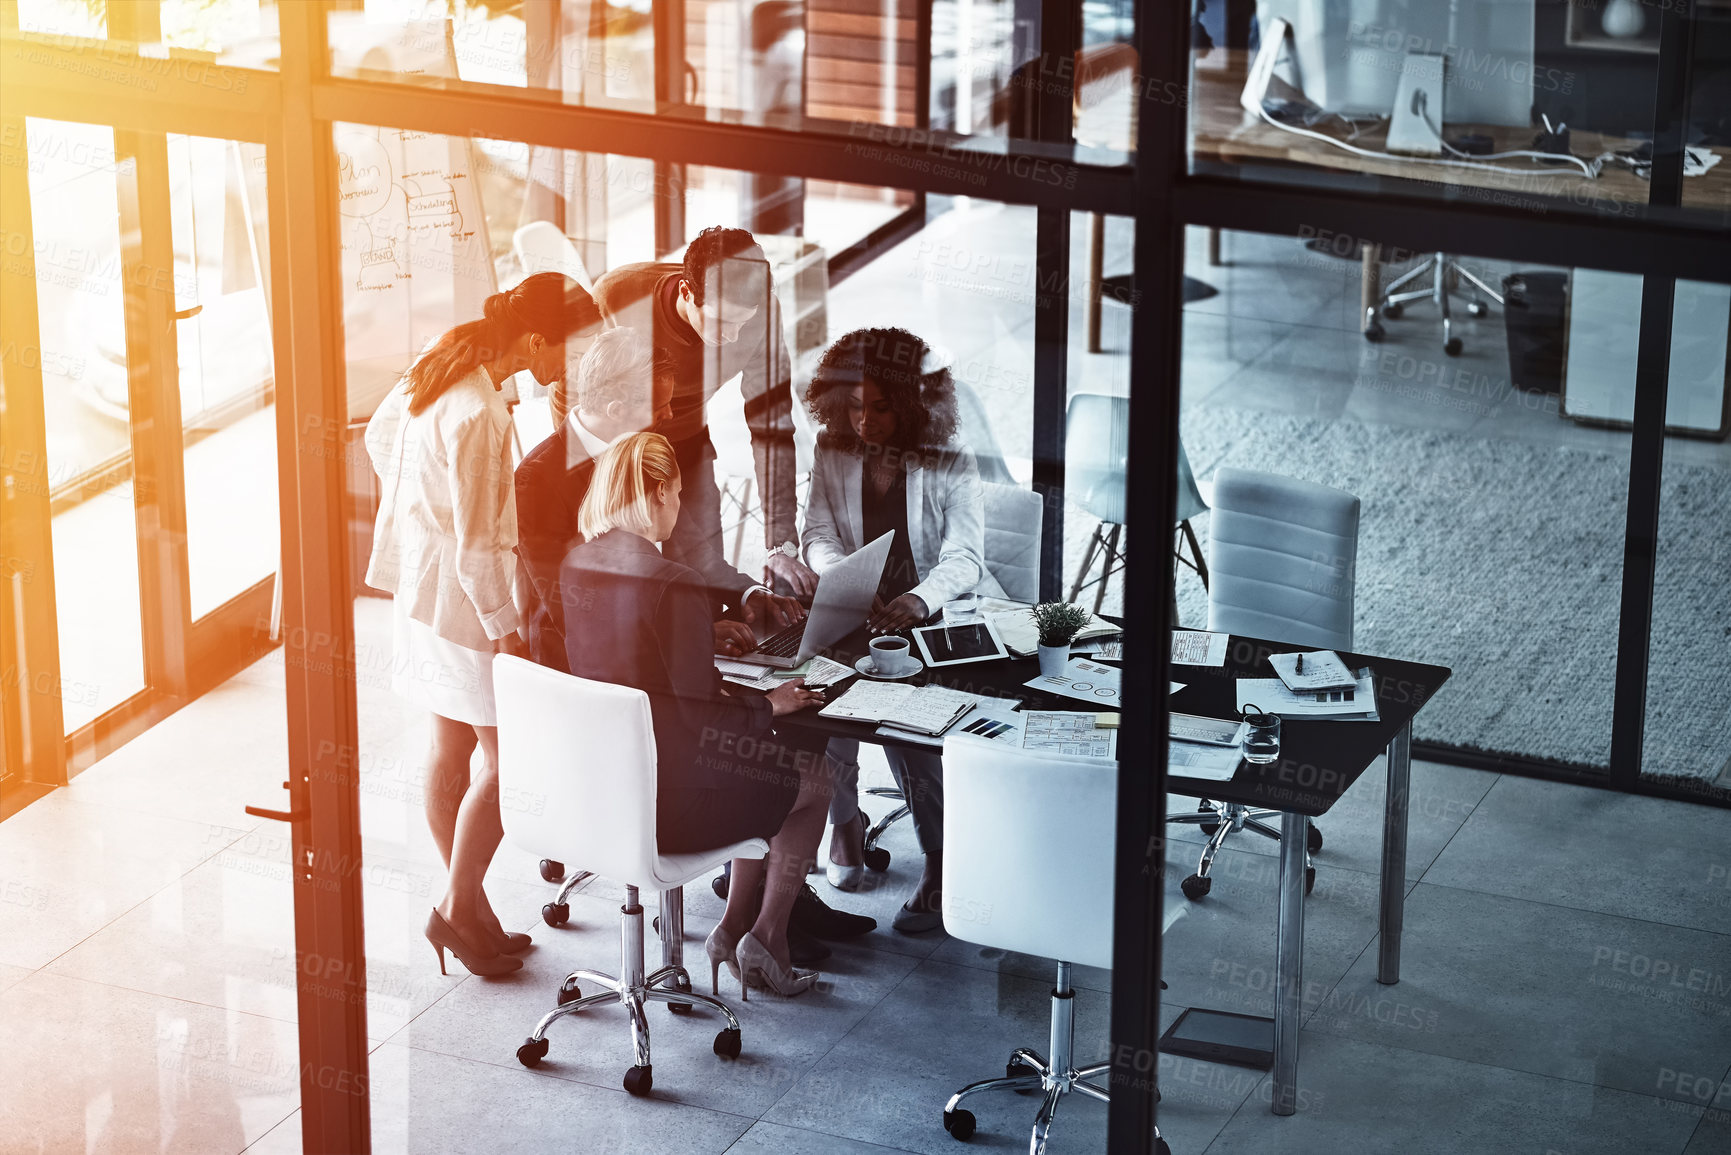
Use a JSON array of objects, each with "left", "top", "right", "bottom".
[
  {"left": 514, "top": 418, "right": 762, "bottom": 672},
  {"left": 561, "top": 529, "right": 818, "bottom": 852}
]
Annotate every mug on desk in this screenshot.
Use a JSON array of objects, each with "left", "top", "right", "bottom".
[{"left": 868, "top": 635, "right": 918, "bottom": 676}]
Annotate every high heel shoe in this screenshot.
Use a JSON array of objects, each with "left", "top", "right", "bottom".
[
  {"left": 426, "top": 910, "right": 523, "bottom": 977},
  {"left": 736, "top": 932, "right": 819, "bottom": 998},
  {"left": 496, "top": 931, "right": 532, "bottom": 955},
  {"left": 825, "top": 817, "right": 865, "bottom": 892},
  {"left": 704, "top": 925, "right": 744, "bottom": 999}
]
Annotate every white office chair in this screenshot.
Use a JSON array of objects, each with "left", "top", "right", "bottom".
[
  {"left": 1067, "top": 395, "right": 1211, "bottom": 617},
  {"left": 494, "top": 655, "right": 769, "bottom": 1096},
  {"left": 939, "top": 733, "right": 1173, "bottom": 1155},
  {"left": 511, "top": 220, "right": 596, "bottom": 294},
  {"left": 1168, "top": 467, "right": 1360, "bottom": 901},
  {"left": 858, "top": 480, "right": 1045, "bottom": 870}
]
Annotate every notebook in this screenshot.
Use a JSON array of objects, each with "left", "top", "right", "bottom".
[{"left": 821, "top": 681, "right": 981, "bottom": 737}]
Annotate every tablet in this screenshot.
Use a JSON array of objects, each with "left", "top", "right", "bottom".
[{"left": 913, "top": 620, "right": 1009, "bottom": 667}]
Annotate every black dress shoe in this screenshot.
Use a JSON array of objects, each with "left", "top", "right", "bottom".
[
  {"left": 790, "top": 882, "right": 877, "bottom": 940},
  {"left": 788, "top": 925, "right": 832, "bottom": 967}
]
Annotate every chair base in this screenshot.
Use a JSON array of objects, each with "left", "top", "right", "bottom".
[
  {"left": 516, "top": 885, "right": 743, "bottom": 1095},
  {"left": 942, "top": 963, "right": 1166, "bottom": 1154},
  {"left": 861, "top": 785, "right": 908, "bottom": 873},
  {"left": 1366, "top": 252, "right": 1502, "bottom": 355},
  {"left": 1068, "top": 521, "right": 1126, "bottom": 615},
  {"left": 1169, "top": 802, "right": 1320, "bottom": 900}
]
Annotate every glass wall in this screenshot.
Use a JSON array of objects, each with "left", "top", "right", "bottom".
[
  {"left": 335, "top": 128, "right": 1118, "bottom": 1150},
  {"left": 1175, "top": 225, "right": 1646, "bottom": 773}
]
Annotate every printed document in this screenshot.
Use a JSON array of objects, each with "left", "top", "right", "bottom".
[
  {"left": 1025, "top": 658, "right": 1122, "bottom": 707},
  {"left": 1171, "top": 630, "right": 1229, "bottom": 666},
  {"left": 1023, "top": 711, "right": 1117, "bottom": 758},
  {"left": 1168, "top": 739, "right": 1243, "bottom": 781}
]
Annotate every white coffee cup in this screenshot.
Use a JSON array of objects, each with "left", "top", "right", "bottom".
[{"left": 869, "top": 635, "right": 916, "bottom": 676}]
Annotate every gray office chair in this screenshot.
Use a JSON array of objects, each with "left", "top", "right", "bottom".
[
  {"left": 861, "top": 480, "right": 1044, "bottom": 868},
  {"left": 1067, "top": 394, "right": 1211, "bottom": 617},
  {"left": 1168, "top": 467, "right": 1360, "bottom": 901}
]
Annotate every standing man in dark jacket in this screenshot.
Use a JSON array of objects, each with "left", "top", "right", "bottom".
[
  {"left": 514, "top": 327, "right": 800, "bottom": 671},
  {"left": 590, "top": 226, "right": 819, "bottom": 599}
]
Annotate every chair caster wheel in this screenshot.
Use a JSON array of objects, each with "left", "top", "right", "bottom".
[
  {"left": 538, "top": 859, "right": 564, "bottom": 884},
  {"left": 623, "top": 1064, "right": 653, "bottom": 1097},
  {"left": 516, "top": 1037, "right": 549, "bottom": 1068},
  {"left": 1198, "top": 821, "right": 1220, "bottom": 838},
  {"left": 1444, "top": 337, "right": 1463, "bottom": 356},
  {"left": 712, "top": 873, "right": 729, "bottom": 900},
  {"left": 1362, "top": 321, "right": 1384, "bottom": 342},
  {"left": 1468, "top": 300, "right": 1488, "bottom": 317},
  {"left": 713, "top": 1027, "right": 742, "bottom": 1058},
  {"left": 1007, "top": 1057, "right": 1039, "bottom": 1093},
  {"left": 556, "top": 980, "right": 582, "bottom": 1006},
  {"left": 542, "top": 902, "right": 569, "bottom": 928},
  {"left": 1305, "top": 867, "right": 1317, "bottom": 895},
  {"left": 1182, "top": 874, "right": 1212, "bottom": 901},
  {"left": 863, "top": 846, "right": 892, "bottom": 873},
  {"left": 1382, "top": 302, "right": 1403, "bottom": 320},
  {"left": 1307, "top": 824, "right": 1323, "bottom": 853},
  {"left": 1156, "top": 1137, "right": 1172, "bottom": 1155},
  {"left": 943, "top": 1107, "right": 976, "bottom": 1140},
  {"left": 651, "top": 915, "right": 659, "bottom": 935}
]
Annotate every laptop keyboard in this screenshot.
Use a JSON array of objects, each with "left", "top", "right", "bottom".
[{"left": 751, "top": 622, "right": 807, "bottom": 658}]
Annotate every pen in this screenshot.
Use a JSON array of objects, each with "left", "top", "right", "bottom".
[{"left": 1296, "top": 653, "right": 1304, "bottom": 675}]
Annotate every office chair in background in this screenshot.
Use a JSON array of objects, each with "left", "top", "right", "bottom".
[
  {"left": 939, "top": 734, "right": 1175, "bottom": 1155},
  {"left": 1066, "top": 394, "right": 1211, "bottom": 620},
  {"left": 495, "top": 656, "right": 764, "bottom": 1096},
  {"left": 1168, "top": 467, "right": 1359, "bottom": 901}
]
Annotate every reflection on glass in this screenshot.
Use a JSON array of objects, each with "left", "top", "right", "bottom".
[
  {"left": 1640, "top": 278, "right": 1731, "bottom": 793},
  {"left": 1178, "top": 227, "right": 1641, "bottom": 770},
  {"left": 171, "top": 134, "right": 279, "bottom": 618},
  {"left": 17, "top": 0, "right": 281, "bottom": 68},
  {"left": 26, "top": 118, "right": 148, "bottom": 731},
  {"left": 1184, "top": 1, "right": 1731, "bottom": 219}
]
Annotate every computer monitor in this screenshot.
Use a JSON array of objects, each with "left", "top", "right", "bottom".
[{"left": 1255, "top": 0, "right": 1536, "bottom": 129}]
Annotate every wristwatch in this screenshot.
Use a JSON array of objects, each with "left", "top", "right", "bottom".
[{"left": 770, "top": 541, "right": 799, "bottom": 560}]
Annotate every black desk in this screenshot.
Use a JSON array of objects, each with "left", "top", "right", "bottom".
[{"left": 762, "top": 627, "right": 1450, "bottom": 1117}]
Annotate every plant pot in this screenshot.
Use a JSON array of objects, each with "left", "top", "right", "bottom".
[{"left": 1037, "top": 643, "right": 1070, "bottom": 677}]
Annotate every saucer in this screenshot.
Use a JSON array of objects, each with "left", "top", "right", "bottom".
[{"left": 855, "top": 655, "right": 922, "bottom": 681}]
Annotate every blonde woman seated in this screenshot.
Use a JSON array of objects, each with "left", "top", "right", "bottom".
[
  {"left": 560, "top": 432, "right": 834, "bottom": 997},
  {"left": 801, "top": 327, "right": 987, "bottom": 933}
]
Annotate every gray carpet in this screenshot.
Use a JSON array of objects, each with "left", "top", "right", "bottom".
[{"left": 1132, "top": 409, "right": 1731, "bottom": 782}]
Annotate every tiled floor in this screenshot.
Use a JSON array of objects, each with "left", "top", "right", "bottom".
[{"left": 3, "top": 593, "right": 1727, "bottom": 1154}]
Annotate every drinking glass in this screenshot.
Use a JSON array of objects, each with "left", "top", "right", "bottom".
[{"left": 1242, "top": 708, "right": 1282, "bottom": 765}]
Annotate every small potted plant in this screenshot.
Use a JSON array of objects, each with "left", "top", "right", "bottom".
[{"left": 1030, "top": 601, "right": 1090, "bottom": 677}]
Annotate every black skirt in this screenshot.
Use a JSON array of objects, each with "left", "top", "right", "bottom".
[{"left": 657, "top": 725, "right": 827, "bottom": 854}]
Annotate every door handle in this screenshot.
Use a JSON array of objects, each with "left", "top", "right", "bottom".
[
  {"left": 172, "top": 304, "right": 203, "bottom": 320},
  {"left": 245, "top": 780, "right": 303, "bottom": 823}
]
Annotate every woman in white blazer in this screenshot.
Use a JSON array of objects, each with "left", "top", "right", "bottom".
[
  {"left": 366, "top": 272, "right": 602, "bottom": 977},
  {"left": 801, "top": 327, "right": 986, "bottom": 933}
]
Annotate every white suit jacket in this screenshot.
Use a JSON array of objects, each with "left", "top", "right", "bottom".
[
  {"left": 801, "top": 442, "right": 989, "bottom": 613},
  {"left": 365, "top": 370, "right": 521, "bottom": 651}
]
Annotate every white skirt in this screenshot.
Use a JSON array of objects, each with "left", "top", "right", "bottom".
[{"left": 391, "top": 599, "right": 499, "bottom": 727}]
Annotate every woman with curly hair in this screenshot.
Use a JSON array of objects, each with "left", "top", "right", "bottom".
[{"left": 801, "top": 327, "right": 988, "bottom": 932}]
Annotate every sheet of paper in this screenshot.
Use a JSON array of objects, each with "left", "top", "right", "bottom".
[
  {"left": 1022, "top": 711, "right": 1118, "bottom": 758},
  {"left": 1171, "top": 630, "right": 1229, "bottom": 666},
  {"left": 820, "top": 680, "right": 916, "bottom": 723},
  {"left": 1076, "top": 639, "right": 1122, "bottom": 660},
  {"left": 801, "top": 655, "right": 854, "bottom": 688},
  {"left": 1236, "top": 671, "right": 1381, "bottom": 721},
  {"left": 1170, "top": 682, "right": 1186, "bottom": 694},
  {"left": 1024, "top": 658, "right": 1122, "bottom": 708},
  {"left": 1267, "top": 650, "right": 1355, "bottom": 692},
  {"left": 1168, "top": 739, "right": 1242, "bottom": 781}
]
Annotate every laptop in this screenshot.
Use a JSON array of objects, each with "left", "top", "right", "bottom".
[{"left": 721, "top": 532, "right": 893, "bottom": 669}]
